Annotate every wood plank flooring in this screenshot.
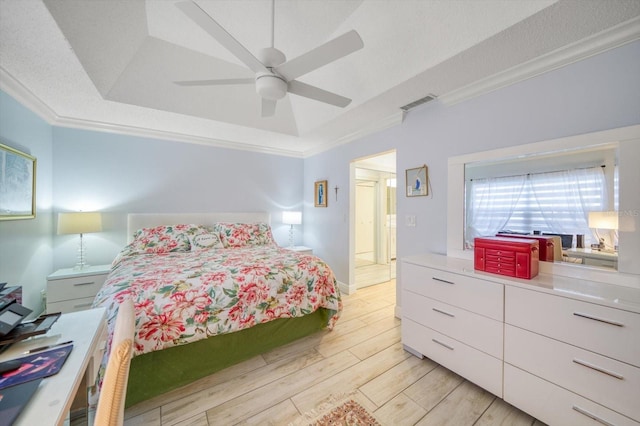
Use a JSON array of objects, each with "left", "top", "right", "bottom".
[
  {"left": 123, "top": 280, "right": 545, "bottom": 426},
  {"left": 355, "top": 261, "right": 396, "bottom": 288}
]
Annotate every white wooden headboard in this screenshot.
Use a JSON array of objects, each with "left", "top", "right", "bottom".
[{"left": 127, "top": 212, "right": 271, "bottom": 242}]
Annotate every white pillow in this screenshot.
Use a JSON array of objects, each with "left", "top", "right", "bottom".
[{"left": 189, "top": 233, "right": 224, "bottom": 251}]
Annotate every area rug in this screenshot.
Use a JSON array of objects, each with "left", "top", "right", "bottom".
[{"left": 289, "top": 392, "right": 381, "bottom": 426}]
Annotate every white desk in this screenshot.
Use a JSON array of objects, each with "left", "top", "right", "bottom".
[{"left": 0, "top": 308, "right": 107, "bottom": 425}]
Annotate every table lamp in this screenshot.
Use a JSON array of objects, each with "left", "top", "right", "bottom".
[
  {"left": 282, "top": 211, "right": 302, "bottom": 248},
  {"left": 57, "top": 212, "right": 103, "bottom": 269},
  {"left": 588, "top": 211, "right": 618, "bottom": 251}
]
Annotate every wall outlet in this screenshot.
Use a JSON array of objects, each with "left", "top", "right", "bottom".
[{"left": 406, "top": 215, "right": 416, "bottom": 227}]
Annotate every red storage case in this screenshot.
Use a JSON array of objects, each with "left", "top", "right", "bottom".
[
  {"left": 474, "top": 237, "right": 539, "bottom": 279},
  {"left": 496, "top": 234, "right": 556, "bottom": 262}
]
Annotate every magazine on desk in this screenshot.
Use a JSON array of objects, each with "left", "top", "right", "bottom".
[{"left": 0, "top": 343, "right": 73, "bottom": 390}]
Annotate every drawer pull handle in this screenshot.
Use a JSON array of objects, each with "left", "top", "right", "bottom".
[
  {"left": 572, "top": 405, "right": 615, "bottom": 426},
  {"left": 432, "top": 308, "right": 455, "bottom": 318},
  {"left": 573, "top": 312, "right": 624, "bottom": 327},
  {"left": 431, "top": 339, "right": 454, "bottom": 351},
  {"left": 432, "top": 277, "right": 454, "bottom": 285},
  {"left": 573, "top": 358, "right": 624, "bottom": 380},
  {"left": 73, "top": 281, "right": 95, "bottom": 287},
  {"left": 73, "top": 303, "right": 94, "bottom": 309}
]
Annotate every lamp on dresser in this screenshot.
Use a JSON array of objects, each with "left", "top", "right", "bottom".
[
  {"left": 282, "top": 211, "right": 302, "bottom": 248},
  {"left": 57, "top": 211, "right": 103, "bottom": 270},
  {"left": 588, "top": 211, "right": 618, "bottom": 251}
]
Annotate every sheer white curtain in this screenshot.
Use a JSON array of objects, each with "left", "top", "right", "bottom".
[
  {"left": 465, "top": 175, "right": 525, "bottom": 247},
  {"left": 465, "top": 166, "right": 607, "bottom": 248},
  {"left": 528, "top": 167, "right": 606, "bottom": 246}
]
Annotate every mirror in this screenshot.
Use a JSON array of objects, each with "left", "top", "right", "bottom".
[
  {"left": 464, "top": 146, "right": 618, "bottom": 269},
  {"left": 447, "top": 125, "right": 640, "bottom": 280}
]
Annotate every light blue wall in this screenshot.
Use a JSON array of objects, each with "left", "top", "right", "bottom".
[
  {"left": 304, "top": 40, "right": 640, "bottom": 287},
  {"left": 0, "top": 91, "right": 53, "bottom": 315},
  {"left": 51, "top": 128, "right": 305, "bottom": 269}
]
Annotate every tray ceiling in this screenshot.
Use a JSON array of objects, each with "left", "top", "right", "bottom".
[{"left": 1, "top": 0, "right": 639, "bottom": 156}]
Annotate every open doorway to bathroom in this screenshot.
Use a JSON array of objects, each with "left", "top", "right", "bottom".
[{"left": 351, "top": 151, "right": 396, "bottom": 289}]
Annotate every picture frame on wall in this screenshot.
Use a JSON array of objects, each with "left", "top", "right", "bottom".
[
  {"left": 0, "top": 142, "right": 37, "bottom": 220},
  {"left": 406, "top": 165, "right": 428, "bottom": 197},
  {"left": 314, "top": 180, "right": 328, "bottom": 207}
]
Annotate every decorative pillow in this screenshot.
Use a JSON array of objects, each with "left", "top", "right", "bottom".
[
  {"left": 215, "top": 222, "right": 275, "bottom": 248},
  {"left": 129, "top": 224, "right": 209, "bottom": 254},
  {"left": 189, "top": 232, "right": 224, "bottom": 251}
]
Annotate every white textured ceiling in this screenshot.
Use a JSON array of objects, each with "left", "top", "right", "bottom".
[{"left": 1, "top": 0, "right": 639, "bottom": 156}]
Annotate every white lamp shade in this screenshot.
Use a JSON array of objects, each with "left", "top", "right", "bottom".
[
  {"left": 282, "top": 211, "right": 302, "bottom": 225},
  {"left": 588, "top": 211, "right": 618, "bottom": 230},
  {"left": 58, "top": 212, "right": 103, "bottom": 235}
]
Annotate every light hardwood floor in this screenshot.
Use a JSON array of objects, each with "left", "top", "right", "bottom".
[
  {"left": 355, "top": 260, "right": 396, "bottom": 288},
  {"left": 123, "top": 280, "right": 545, "bottom": 426}
]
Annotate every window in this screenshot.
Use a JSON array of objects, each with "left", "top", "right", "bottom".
[{"left": 465, "top": 166, "right": 608, "bottom": 248}]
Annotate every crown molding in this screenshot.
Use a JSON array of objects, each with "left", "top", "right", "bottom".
[
  {"left": 0, "top": 66, "right": 59, "bottom": 124},
  {"left": 0, "top": 67, "right": 303, "bottom": 158},
  {"left": 439, "top": 16, "right": 640, "bottom": 106},
  {"left": 302, "top": 110, "right": 404, "bottom": 158}
]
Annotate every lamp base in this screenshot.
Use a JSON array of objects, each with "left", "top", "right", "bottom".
[
  {"left": 73, "top": 233, "right": 90, "bottom": 270},
  {"left": 288, "top": 225, "right": 295, "bottom": 248},
  {"left": 73, "top": 262, "right": 91, "bottom": 271}
]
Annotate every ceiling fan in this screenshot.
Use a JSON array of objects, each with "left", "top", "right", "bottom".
[{"left": 175, "top": 0, "right": 364, "bottom": 117}]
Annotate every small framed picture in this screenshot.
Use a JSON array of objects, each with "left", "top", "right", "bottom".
[
  {"left": 406, "top": 165, "right": 428, "bottom": 197},
  {"left": 314, "top": 180, "right": 327, "bottom": 207}
]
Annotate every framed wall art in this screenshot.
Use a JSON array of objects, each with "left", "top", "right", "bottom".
[
  {"left": 314, "top": 180, "right": 327, "bottom": 207},
  {"left": 406, "top": 165, "right": 428, "bottom": 197},
  {"left": 0, "top": 142, "right": 37, "bottom": 220}
]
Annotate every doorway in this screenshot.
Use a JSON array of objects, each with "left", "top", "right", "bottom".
[{"left": 351, "top": 151, "right": 396, "bottom": 289}]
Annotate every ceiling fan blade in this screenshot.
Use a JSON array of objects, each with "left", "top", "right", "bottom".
[
  {"left": 176, "top": 1, "right": 268, "bottom": 74},
  {"left": 262, "top": 98, "right": 277, "bottom": 117},
  {"left": 174, "top": 78, "right": 254, "bottom": 86},
  {"left": 275, "top": 30, "right": 364, "bottom": 81},
  {"left": 288, "top": 80, "right": 351, "bottom": 108}
]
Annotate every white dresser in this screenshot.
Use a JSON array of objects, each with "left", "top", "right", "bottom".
[{"left": 401, "top": 253, "right": 640, "bottom": 426}]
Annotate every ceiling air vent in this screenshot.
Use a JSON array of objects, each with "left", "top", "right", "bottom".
[{"left": 400, "top": 94, "right": 437, "bottom": 112}]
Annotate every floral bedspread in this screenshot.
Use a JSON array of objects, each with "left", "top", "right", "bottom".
[{"left": 93, "top": 245, "right": 342, "bottom": 362}]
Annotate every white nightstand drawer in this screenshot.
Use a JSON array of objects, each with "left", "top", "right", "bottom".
[
  {"left": 402, "top": 318, "right": 503, "bottom": 397},
  {"left": 47, "top": 297, "right": 96, "bottom": 314},
  {"left": 403, "top": 291, "right": 503, "bottom": 359},
  {"left": 506, "top": 286, "right": 640, "bottom": 366},
  {"left": 47, "top": 274, "right": 107, "bottom": 303},
  {"left": 505, "top": 363, "right": 640, "bottom": 426},
  {"left": 402, "top": 262, "right": 504, "bottom": 321},
  {"left": 506, "top": 324, "right": 640, "bottom": 421}
]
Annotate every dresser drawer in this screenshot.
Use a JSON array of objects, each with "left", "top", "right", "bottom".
[
  {"left": 403, "top": 291, "right": 503, "bottom": 359},
  {"left": 402, "top": 262, "right": 504, "bottom": 321},
  {"left": 47, "top": 274, "right": 107, "bottom": 303},
  {"left": 506, "top": 324, "right": 640, "bottom": 421},
  {"left": 505, "top": 363, "right": 640, "bottom": 426},
  {"left": 402, "top": 318, "right": 503, "bottom": 397},
  {"left": 505, "top": 286, "right": 640, "bottom": 366},
  {"left": 47, "top": 297, "right": 96, "bottom": 314}
]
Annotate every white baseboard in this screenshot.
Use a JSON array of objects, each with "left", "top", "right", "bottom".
[
  {"left": 394, "top": 305, "right": 402, "bottom": 319},
  {"left": 337, "top": 280, "right": 357, "bottom": 296}
]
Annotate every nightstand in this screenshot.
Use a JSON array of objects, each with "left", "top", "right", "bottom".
[
  {"left": 46, "top": 264, "right": 111, "bottom": 314},
  {"left": 283, "top": 246, "right": 313, "bottom": 255}
]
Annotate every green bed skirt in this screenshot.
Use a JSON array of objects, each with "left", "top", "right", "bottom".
[{"left": 126, "top": 308, "right": 331, "bottom": 408}]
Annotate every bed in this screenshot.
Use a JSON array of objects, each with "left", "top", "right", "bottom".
[{"left": 92, "top": 213, "right": 342, "bottom": 408}]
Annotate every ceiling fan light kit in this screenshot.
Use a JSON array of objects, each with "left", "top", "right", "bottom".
[{"left": 175, "top": 0, "right": 363, "bottom": 117}]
